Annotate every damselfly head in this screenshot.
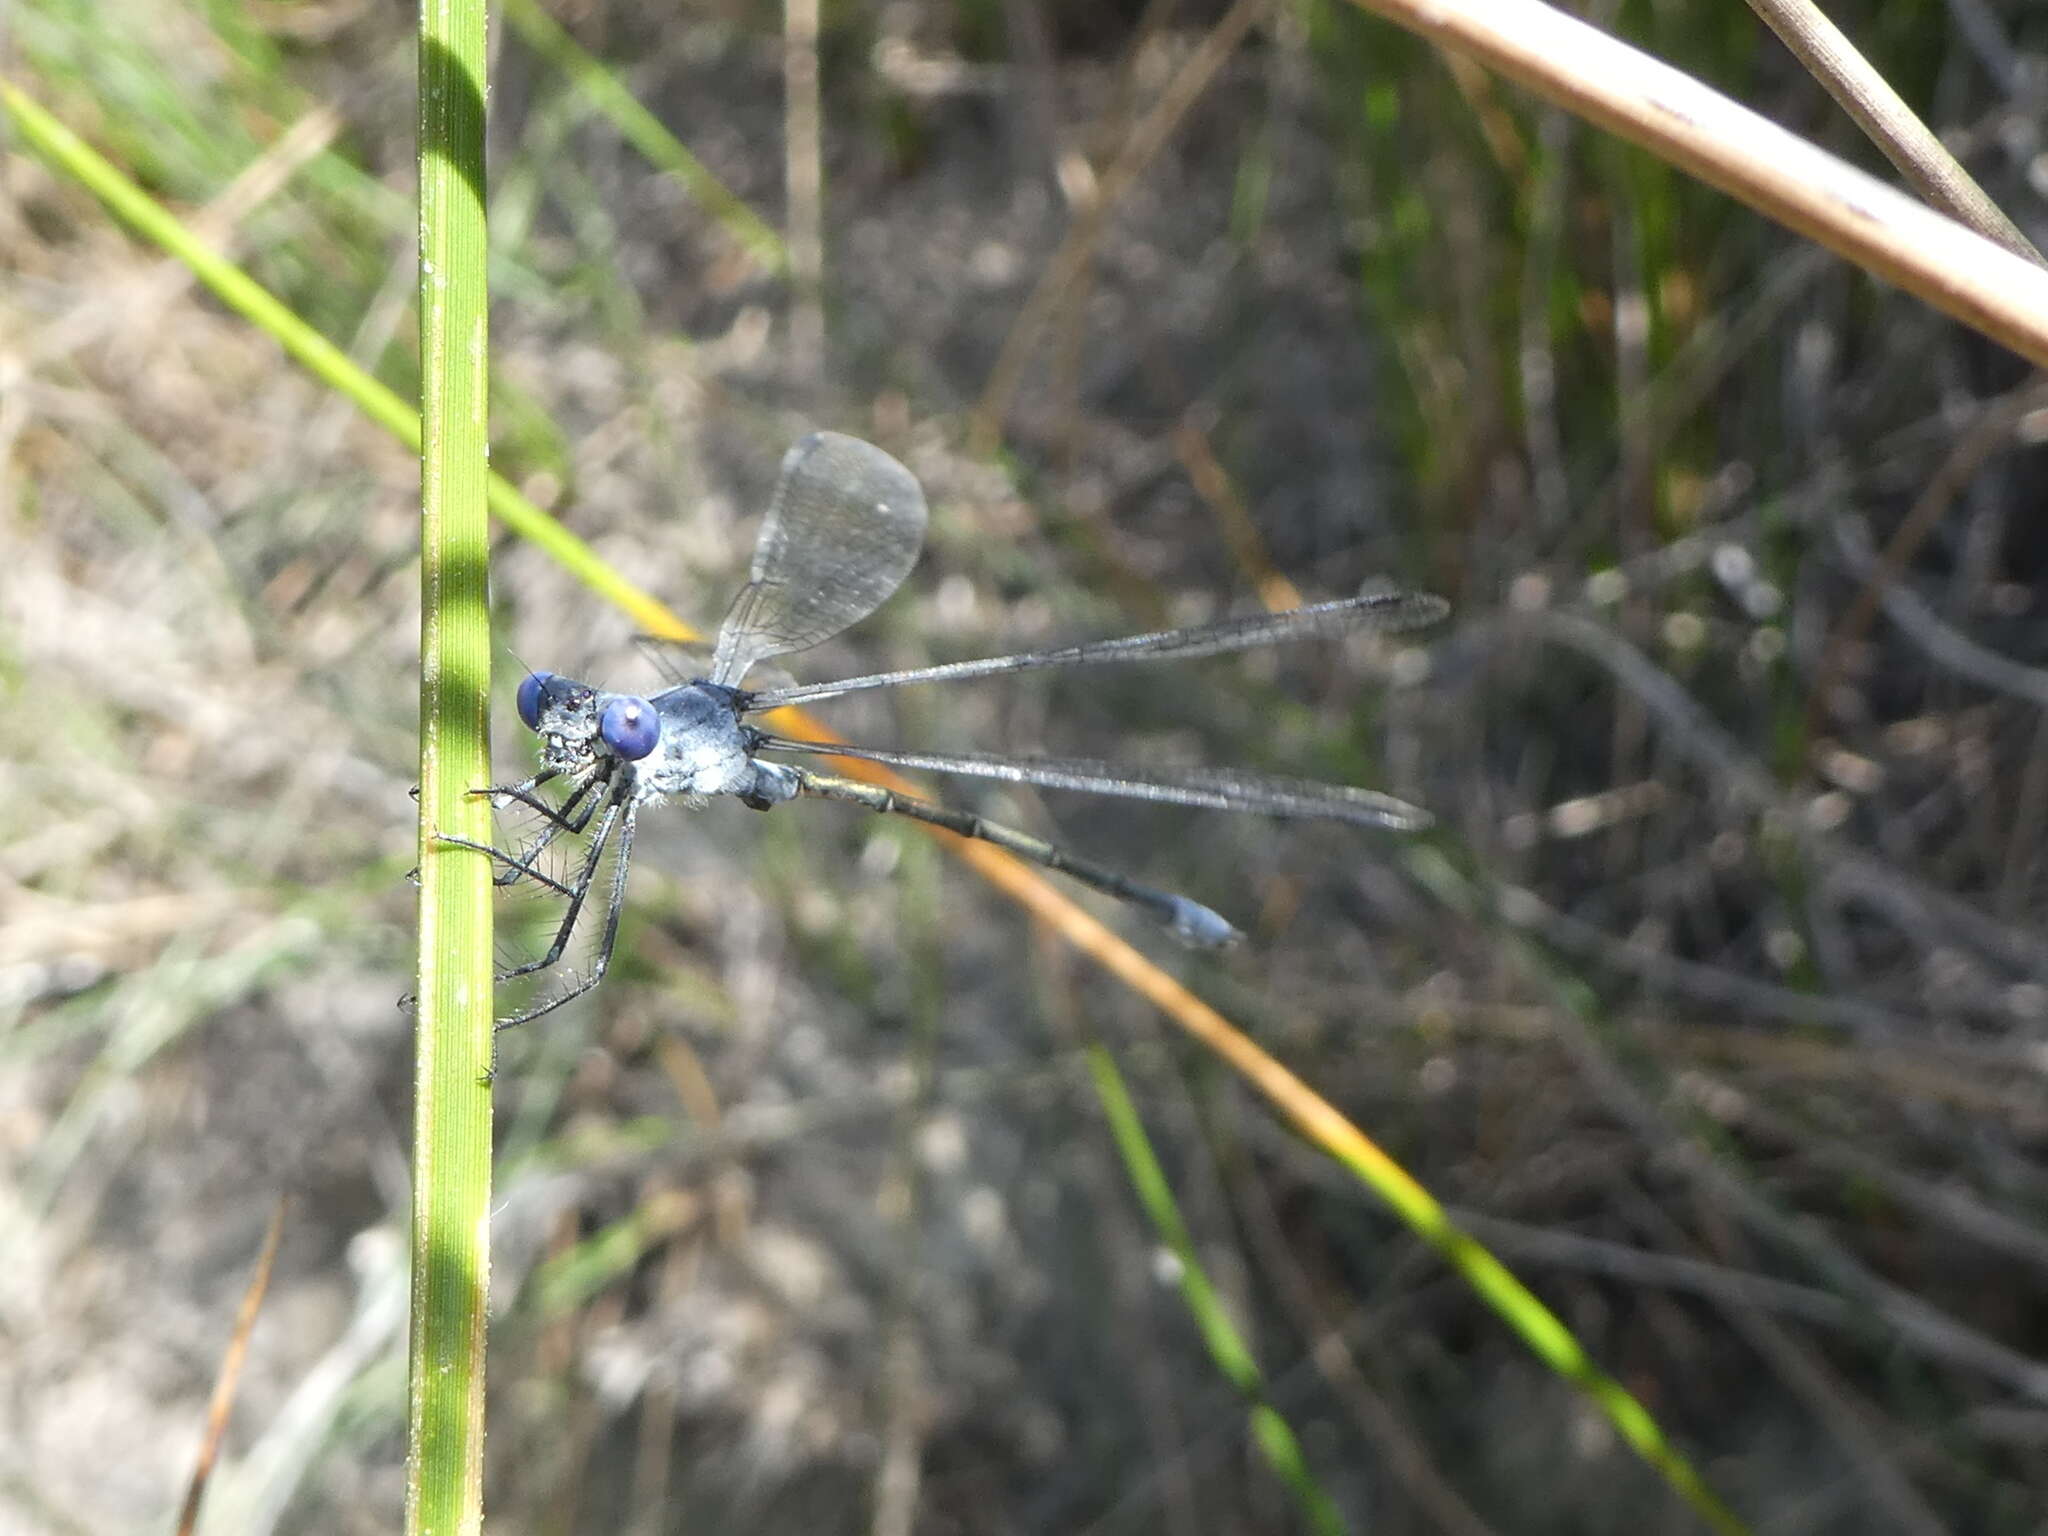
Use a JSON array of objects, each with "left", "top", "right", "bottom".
[{"left": 515, "top": 671, "right": 605, "bottom": 774}]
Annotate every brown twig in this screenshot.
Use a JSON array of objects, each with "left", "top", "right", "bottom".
[
  {"left": 175, "top": 1196, "right": 289, "bottom": 1536},
  {"left": 1804, "top": 377, "right": 2048, "bottom": 739},
  {"left": 783, "top": 0, "right": 824, "bottom": 395},
  {"left": 1743, "top": 0, "right": 2043, "bottom": 266},
  {"left": 972, "top": 0, "right": 1273, "bottom": 453},
  {"left": 1337, "top": 0, "right": 2048, "bottom": 369},
  {"left": 1172, "top": 413, "right": 1303, "bottom": 611}
]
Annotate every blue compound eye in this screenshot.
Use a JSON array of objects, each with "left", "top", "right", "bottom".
[
  {"left": 516, "top": 671, "right": 555, "bottom": 731},
  {"left": 599, "top": 696, "right": 659, "bottom": 760}
]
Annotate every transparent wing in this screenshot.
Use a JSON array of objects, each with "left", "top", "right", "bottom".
[
  {"left": 741, "top": 589, "right": 1449, "bottom": 710},
  {"left": 753, "top": 736, "right": 1433, "bottom": 830},
  {"left": 636, "top": 634, "right": 796, "bottom": 694},
  {"left": 710, "top": 432, "right": 929, "bottom": 687},
  {"left": 634, "top": 635, "right": 714, "bottom": 689}
]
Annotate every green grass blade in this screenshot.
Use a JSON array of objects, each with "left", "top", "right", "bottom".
[
  {"left": 0, "top": 83, "right": 418, "bottom": 443},
  {"left": 407, "top": 0, "right": 495, "bottom": 1529},
  {"left": 0, "top": 83, "right": 692, "bottom": 642},
  {"left": 498, "top": 0, "right": 786, "bottom": 274},
  {"left": 1087, "top": 1046, "right": 1346, "bottom": 1536}
]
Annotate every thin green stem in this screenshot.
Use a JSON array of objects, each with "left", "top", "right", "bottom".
[
  {"left": 498, "top": 0, "right": 785, "bottom": 274},
  {"left": 1087, "top": 1046, "right": 1346, "bottom": 1536},
  {"left": 0, "top": 82, "right": 692, "bottom": 643},
  {"left": 408, "top": 0, "right": 494, "bottom": 1528}
]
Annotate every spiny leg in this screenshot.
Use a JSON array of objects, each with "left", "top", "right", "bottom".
[
  {"left": 409, "top": 767, "right": 588, "bottom": 890},
  {"left": 469, "top": 766, "right": 563, "bottom": 819},
  {"left": 439, "top": 765, "right": 611, "bottom": 890},
  {"left": 398, "top": 785, "right": 595, "bottom": 1014},
  {"left": 435, "top": 834, "right": 578, "bottom": 899},
  {"left": 493, "top": 795, "right": 624, "bottom": 990},
  {"left": 478, "top": 767, "right": 607, "bottom": 833},
  {"left": 492, "top": 801, "right": 638, "bottom": 1037},
  {"left": 789, "top": 768, "right": 1241, "bottom": 948}
]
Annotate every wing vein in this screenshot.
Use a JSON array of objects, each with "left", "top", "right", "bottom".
[
  {"left": 742, "top": 590, "right": 1447, "bottom": 709},
  {"left": 754, "top": 736, "right": 1432, "bottom": 829}
]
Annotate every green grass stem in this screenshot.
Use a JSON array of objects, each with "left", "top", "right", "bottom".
[
  {"left": 1087, "top": 1046, "right": 1346, "bottom": 1536},
  {"left": 498, "top": 0, "right": 786, "bottom": 275},
  {"left": 407, "top": 0, "right": 495, "bottom": 1528},
  {"left": 0, "top": 83, "right": 691, "bottom": 641}
]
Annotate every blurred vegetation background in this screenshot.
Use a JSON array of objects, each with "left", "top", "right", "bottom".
[{"left": 5, "top": 0, "right": 2048, "bottom": 1530}]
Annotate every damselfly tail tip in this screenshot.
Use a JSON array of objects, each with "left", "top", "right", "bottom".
[
  {"left": 1353, "top": 584, "right": 1451, "bottom": 629},
  {"left": 1339, "top": 791, "right": 1435, "bottom": 833},
  {"left": 1166, "top": 896, "right": 1243, "bottom": 950}
]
